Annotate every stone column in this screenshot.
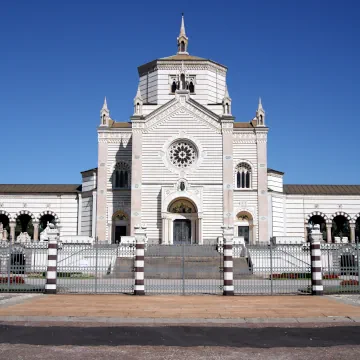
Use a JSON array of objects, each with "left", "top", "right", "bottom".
[
  {"left": 130, "top": 118, "right": 144, "bottom": 235},
  {"left": 92, "top": 190, "right": 97, "bottom": 239},
  {"left": 96, "top": 134, "right": 108, "bottom": 240},
  {"left": 134, "top": 225, "right": 146, "bottom": 295},
  {"left": 222, "top": 226, "right": 234, "bottom": 296},
  {"left": 9, "top": 222, "right": 15, "bottom": 243},
  {"left": 45, "top": 228, "right": 60, "bottom": 294},
  {"left": 191, "top": 219, "right": 196, "bottom": 244},
  {"left": 77, "top": 193, "right": 82, "bottom": 235},
  {"left": 256, "top": 130, "right": 269, "bottom": 243},
  {"left": 350, "top": 223, "right": 356, "bottom": 243},
  {"left": 168, "top": 219, "right": 173, "bottom": 245},
  {"left": 33, "top": 222, "right": 39, "bottom": 241},
  {"left": 326, "top": 223, "right": 332, "bottom": 243},
  {"left": 162, "top": 217, "right": 166, "bottom": 244},
  {"left": 309, "top": 224, "right": 323, "bottom": 295},
  {"left": 198, "top": 218, "right": 203, "bottom": 244},
  {"left": 221, "top": 118, "right": 234, "bottom": 231}
]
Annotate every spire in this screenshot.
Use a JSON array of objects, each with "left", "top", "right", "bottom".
[
  {"left": 256, "top": 97, "right": 265, "bottom": 126},
  {"left": 222, "top": 85, "right": 232, "bottom": 115},
  {"left": 134, "top": 85, "right": 142, "bottom": 101},
  {"left": 225, "top": 85, "right": 230, "bottom": 99},
  {"left": 102, "top": 96, "right": 108, "bottom": 110},
  {"left": 177, "top": 13, "right": 189, "bottom": 54},
  {"left": 179, "top": 13, "right": 186, "bottom": 37}
]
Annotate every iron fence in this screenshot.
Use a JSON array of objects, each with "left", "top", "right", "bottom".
[
  {"left": 57, "top": 242, "right": 135, "bottom": 294},
  {"left": 320, "top": 243, "right": 360, "bottom": 294},
  {"left": 234, "top": 243, "right": 312, "bottom": 295},
  {"left": 0, "top": 241, "right": 47, "bottom": 292},
  {"left": 145, "top": 243, "right": 223, "bottom": 295}
]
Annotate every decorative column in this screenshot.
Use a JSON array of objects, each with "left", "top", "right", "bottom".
[
  {"left": 9, "top": 222, "right": 15, "bottom": 243},
  {"left": 256, "top": 130, "right": 269, "bottom": 243},
  {"left": 77, "top": 193, "right": 82, "bottom": 235},
  {"left": 162, "top": 217, "right": 166, "bottom": 244},
  {"left": 33, "top": 222, "right": 39, "bottom": 241},
  {"left": 222, "top": 226, "right": 234, "bottom": 296},
  {"left": 198, "top": 218, "right": 203, "bottom": 244},
  {"left": 45, "top": 228, "right": 59, "bottom": 294},
  {"left": 221, "top": 118, "right": 234, "bottom": 230},
  {"left": 350, "top": 223, "right": 356, "bottom": 243},
  {"left": 134, "top": 225, "right": 146, "bottom": 295},
  {"left": 309, "top": 224, "right": 323, "bottom": 296},
  {"left": 92, "top": 190, "right": 97, "bottom": 239},
  {"left": 130, "top": 117, "right": 144, "bottom": 235},
  {"left": 326, "top": 222, "right": 332, "bottom": 244}
]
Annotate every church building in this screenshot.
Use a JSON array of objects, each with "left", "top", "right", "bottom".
[{"left": 1, "top": 16, "right": 360, "bottom": 245}]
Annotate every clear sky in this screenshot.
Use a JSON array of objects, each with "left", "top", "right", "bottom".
[{"left": 1, "top": 0, "right": 359, "bottom": 185}]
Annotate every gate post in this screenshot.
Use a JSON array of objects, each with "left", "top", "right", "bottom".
[
  {"left": 45, "top": 228, "right": 60, "bottom": 294},
  {"left": 222, "top": 226, "right": 234, "bottom": 296},
  {"left": 309, "top": 224, "right": 323, "bottom": 295},
  {"left": 134, "top": 225, "right": 146, "bottom": 295}
]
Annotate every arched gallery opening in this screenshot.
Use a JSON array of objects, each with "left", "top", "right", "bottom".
[
  {"left": 234, "top": 211, "right": 254, "bottom": 244},
  {"left": 0, "top": 213, "right": 10, "bottom": 240},
  {"left": 15, "top": 214, "right": 34, "bottom": 239},
  {"left": 308, "top": 215, "right": 327, "bottom": 242},
  {"left": 356, "top": 216, "right": 360, "bottom": 242},
  {"left": 39, "top": 214, "right": 56, "bottom": 234},
  {"left": 332, "top": 215, "right": 350, "bottom": 242}
]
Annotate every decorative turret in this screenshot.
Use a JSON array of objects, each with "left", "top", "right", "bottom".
[
  {"left": 256, "top": 97, "right": 265, "bottom": 126},
  {"left": 177, "top": 13, "right": 189, "bottom": 54},
  {"left": 100, "top": 97, "right": 110, "bottom": 126},
  {"left": 222, "top": 86, "right": 232, "bottom": 115},
  {"left": 133, "top": 85, "right": 143, "bottom": 116}
]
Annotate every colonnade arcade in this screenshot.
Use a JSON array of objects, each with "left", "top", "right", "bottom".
[
  {"left": 305, "top": 211, "right": 360, "bottom": 243},
  {"left": 0, "top": 210, "right": 59, "bottom": 242}
]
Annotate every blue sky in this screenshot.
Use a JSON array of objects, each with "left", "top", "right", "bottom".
[{"left": 1, "top": 0, "right": 359, "bottom": 185}]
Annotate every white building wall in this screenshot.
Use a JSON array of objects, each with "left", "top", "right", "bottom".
[
  {"left": 82, "top": 174, "right": 96, "bottom": 192},
  {"left": 271, "top": 194, "right": 285, "bottom": 237},
  {"left": 268, "top": 173, "right": 283, "bottom": 193}
]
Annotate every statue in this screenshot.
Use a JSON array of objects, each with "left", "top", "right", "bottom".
[
  {"left": 0, "top": 223, "right": 8, "bottom": 241},
  {"left": 16, "top": 232, "right": 31, "bottom": 243},
  {"left": 40, "top": 221, "right": 56, "bottom": 241}
]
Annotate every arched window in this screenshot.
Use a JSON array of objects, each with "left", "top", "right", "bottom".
[
  {"left": 259, "top": 115, "right": 263, "bottom": 125},
  {"left": 180, "top": 41, "right": 185, "bottom": 52},
  {"left": 171, "top": 81, "right": 177, "bottom": 93},
  {"left": 180, "top": 74, "right": 186, "bottom": 90},
  {"left": 226, "top": 103, "right": 230, "bottom": 114},
  {"left": 114, "top": 162, "right": 131, "bottom": 189},
  {"left": 102, "top": 114, "right": 106, "bottom": 125},
  {"left": 235, "top": 163, "right": 252, "bottom": 189},
  {"left": 189, "top": 81, "right": 195, "bottom": 93}
]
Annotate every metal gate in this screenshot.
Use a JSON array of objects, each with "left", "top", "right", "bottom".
[
  {"left": 0, "top": 242, "right": 47, "bottom": 292},
  {"left": 145, "top": 243, "right": 223, "bottom": 295},
  {"left": 57, "top": 243, "right": 135, "bottom": 294}
]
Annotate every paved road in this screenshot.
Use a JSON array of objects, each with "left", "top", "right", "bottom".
[{"left": 0, "top": 322, "right": 360, "bottom": 359}]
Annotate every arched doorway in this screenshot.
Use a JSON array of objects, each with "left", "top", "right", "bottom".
[
  {"left": 235, "top": 211, "right": 254, "bottom": 245},
  {"left": 332, "top": 215, "right": 350, "bottom": 243},
  {"left": 15, "top": 214, "right": 34, "bottom": 240},
  {"left": 112, "top": 211, "right": 129, "bottom": 244},
  {"left": 308, "top": 215, "right": 327, "bottom": 242},
  {"left": 0, "top": 213, "right": 10, "bottom": 241},
  {"left": 167, "top": 198, "right": 198, "bottom": 244}
]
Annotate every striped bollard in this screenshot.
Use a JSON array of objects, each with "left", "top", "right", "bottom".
[
  {"left": 223, "top": 226, "right": 234, "bottom": 296},
  {"left": 45, "top": 228, "right": 59, "bottom": 294},
  {"left": 309, "top": 224, "right": 323, "bottom": 295},
  {"left": 134, "top": 226, "right": 146, "bottom": 295}
]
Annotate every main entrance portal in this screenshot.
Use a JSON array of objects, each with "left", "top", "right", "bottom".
[{"left": 173, "top": 219, "right": 191, "bottom": 244}]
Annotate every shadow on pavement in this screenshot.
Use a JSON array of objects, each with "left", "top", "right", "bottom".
[{"left": 1, "top": 325, "right": 360, "bottom": 348}]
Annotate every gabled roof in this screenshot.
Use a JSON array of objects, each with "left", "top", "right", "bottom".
[
  {"left": 284, "top": 185, "right": 360, "bottom": 196},
  {"left": 0, "top": 184, "right": 81, "bottom": 194}
]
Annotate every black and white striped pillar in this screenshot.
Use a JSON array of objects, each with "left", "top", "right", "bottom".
[
  {"left": 309, "top": 224, "right": 323, "bottom": 295},
  {"left": 223, "top": 226, "right": 234, "bottom": 296},
  {"left": 134, "top": 226, "right": 146, "bottom": 295},
  {"left": 45, "top": 229, "right": 59, "bottom": 294}
]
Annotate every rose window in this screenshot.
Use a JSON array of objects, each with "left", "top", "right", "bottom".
[{"left": 168, "top": 140, "right": 197, "bottom": 169}]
